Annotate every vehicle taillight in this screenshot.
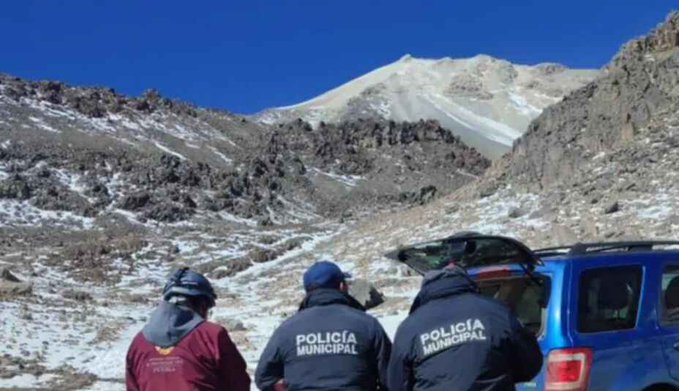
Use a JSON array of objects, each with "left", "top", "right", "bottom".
[
  {"left": 474, "top": 266, "right": 512, "bottom": 280},
  {"left": 546, "top": 348, "right": 593, "bottom": 391}
]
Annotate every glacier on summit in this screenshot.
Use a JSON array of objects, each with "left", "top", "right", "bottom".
[{"left": 255, "top": 54, "right": 597, "bottom": 159}]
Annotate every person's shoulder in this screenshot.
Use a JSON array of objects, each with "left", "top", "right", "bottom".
[
  {"left": 393, "top": 312, "right": 418, "bottom": 338},
  {"left": 196, "top": 320, "right": 230, "bottom": 337},
  {"left": 285, "top": 304, "right": 372, "bottom": 328},
  {"left": 347, "top": 309, "right": 387, "bottom": 336},
  {"left": 275, "top": 309, "right": 311, "bottom": 331},
  {"left": 132, "top": 329, "right": 151, "bottom": 345},
  {"left": 127, "top": 331, "right": 152, "bottom": 356},
  {"left": 132, "top": 330, "right": 145, "bottom": 341},
  {"left": 330, "top": 305, "right": 385, "bottom": 331}
]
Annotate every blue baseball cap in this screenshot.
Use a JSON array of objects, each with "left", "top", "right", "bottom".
[{"left": 303, "top": 261, "right": 351, "bottom": 292}]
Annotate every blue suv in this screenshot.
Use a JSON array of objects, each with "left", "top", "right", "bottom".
[{"left": 388, "top": 235, "right": 679, "bottom": 391}]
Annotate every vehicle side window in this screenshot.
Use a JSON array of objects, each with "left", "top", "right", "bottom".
[
  {"left": 661, "top": 265, "right": 679, "bottom": 326},
  {"left": 577, "top": 265, "right": 643, "bottom": 333}
]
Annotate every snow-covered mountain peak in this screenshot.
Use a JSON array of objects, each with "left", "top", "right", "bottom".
[
  {"left": 254, "top": 55, "right": 598, "bottom": 158},
  {"left": 397, "top": 53, "right": 414, "bottom": 62}
]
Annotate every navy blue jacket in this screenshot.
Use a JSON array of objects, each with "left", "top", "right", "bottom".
[
  {"left": 387, "top": 269, "right": 543, "bottom": 391},
  {"left": 255, "top": 289, "right": 392, "bottom": 391}
]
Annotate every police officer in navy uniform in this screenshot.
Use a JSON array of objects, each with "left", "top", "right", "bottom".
[
  {"left": 255, "top": 261, "right": 392, "bottom": 391},
  {"left": 387, "top": 266, "right": 543, "bottom": 391}
]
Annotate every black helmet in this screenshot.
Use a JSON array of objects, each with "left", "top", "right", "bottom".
[{"left": 162, "top": 267, "right": 217, "bottom": 308}]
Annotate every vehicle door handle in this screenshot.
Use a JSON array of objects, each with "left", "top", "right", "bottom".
[{"left": 674, "top": 341, "right": 679, "bottom": 351}]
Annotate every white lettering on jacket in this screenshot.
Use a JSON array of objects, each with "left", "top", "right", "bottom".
[
  {"left": 295, "top": 331, "right": 359, "bottom": 356},
  {"left": 419, "top": 318, "right": 487, "bottom": 356}
]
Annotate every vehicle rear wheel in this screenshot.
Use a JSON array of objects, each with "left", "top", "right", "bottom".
[{"left": 643, "top": 384, "right": 679, "bottom": 391}]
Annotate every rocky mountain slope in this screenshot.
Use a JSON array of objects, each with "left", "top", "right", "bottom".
[
  {"left": 255, "top": 54, "right": 597, "bottom": 159},
  {"left": 502, "top": 11, "right": 679, "bottom": 190},
  {"left": 320, "top": 11, "right": 679, "bottom": 282},
  {"left": 0, "top": 75, "right": 489, "bottom": 228},
  {"left": 0, "top": 73, "right": 488, "bottom": 389},
  {"left": 2, "top": 12, "right": 678, "bottom": 391},
  {"left": 269, "top": 119, "right": 489, "bottom": 216}
]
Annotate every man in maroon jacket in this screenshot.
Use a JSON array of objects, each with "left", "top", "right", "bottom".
[{"left": 126, "top": 267, "right": 251, "bottom": 391}]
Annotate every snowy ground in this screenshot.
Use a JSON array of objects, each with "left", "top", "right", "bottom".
[
  {"left": 0, "top": 212, "right": 415, "bottom": 391},
  {"left": 0, "top": 218, "right": 347, "bottom": 390},
  {"left": 3, "top": 178, "right": 679, "bottom": 389}
]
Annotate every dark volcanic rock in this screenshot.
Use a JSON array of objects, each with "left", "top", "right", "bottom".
[
  {"left": 31, "top": 185, "right": 94, "bottom": 216},
  {"left": 0, "top": 175, "right": 32, "bottom": 199},
  {"left": 278, "top": 119, "right": 489, "bottom": 177},
  {"left": 62, "top": 289, "right": 93, "bottom": 302},
  {"left": 118, "top": 192, "right": 151, "bottom": 210},
  {"left": 399, "top": 185, "right": 438, "bottom": 205},
  {"left": 0, "top": 70, "right": 492, "bottom": 224},
  {"left": 0, "top": 268, "right": 32, "bottom": 297},
  {"left": 508, "top": 206, "right": 528, "bottom": 219},
  {"left": 1, "top": 268, "right": 22, "bottom": 283},
  {"left": 0, "top": 74, "right": 199, "bottom": 119},
  {"left": 143, "top": 202, "right": 194, "bottom": 223},
  {"left": 504, "top": 11, "right": 679, "bottom": 190},
  {"left": 604, "top": 201, "right": 621, "bottom": 215},
  {"left": 209, "top": 258, "right": 253, "bottom": 279}
]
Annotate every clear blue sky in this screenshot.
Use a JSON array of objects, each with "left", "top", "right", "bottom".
[{"left": 0, "top": 1, "right": 674, "bottom": 114}]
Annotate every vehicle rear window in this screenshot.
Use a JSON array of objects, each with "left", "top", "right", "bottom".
[
  {"left": 478, "top": 276, "right": 550, "bottom": 336},
  {"left": 661, "top": 265, "right": 679, "bottom": 326},
  {"left": 395, "top": 237, "right": 534, "bottom": 272},
  {"left": 577, "top": 266, "right": 643, "bottom": 333}
]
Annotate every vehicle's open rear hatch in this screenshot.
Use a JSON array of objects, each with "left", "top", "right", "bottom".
[
  {"left": 386, "top": 234, "right": 548, "bottom": 335},
  {"left": 384, "top": 234, "right": 541, "bottom": 275}
]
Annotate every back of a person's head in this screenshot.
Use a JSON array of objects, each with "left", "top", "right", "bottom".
[
  {"left": 162, "top": 267, "right": 218, "bottom": 310},
  {"left": 303, "top": 261, "right": 351, "bottom": 292}
]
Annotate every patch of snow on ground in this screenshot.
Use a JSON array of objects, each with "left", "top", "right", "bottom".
[
  {"left": 209, "top": 146, "right": 233, "bottom": 164},
  {"left": 81, "top": 380, "right": 126, "bottom": 391},
  {"left": 108, "top": 113, "right": 143, "bottom": 131},
  {"left": 29, "top": 100, "right": 76, "bottom": 121},
  {"left": 53, "top": 168, "right": 95, "bottom": 201},
  {"left": 0, "top": 199, "right": 96, "bottom": 229},
  {"left": 105, "top": 173, "right": 125, "bottom": 201},
  {"left": 153, "top": 142, "right": 187, "bottom": 160},
  {"left": 508, "top": 92, "right": 542, "bottom": 116},
  {"left": 424, "top": 95, "right": 476, "bottom": 129},
  {"left": 592, "top": 152, "right": 606, "bottom": 160},
  {"left": 0, "top": 162, "right": 9, "bottom": 180},
  {"left": 28, "top": 116, "right": 60, "bottom": 133},
  {"left": 310, "top": 168, "right": 363, "bottom": 187},
  {"left": 88, "top": 117, "right": 118, "bottom": 133},
  {"left": 1, "top": 300, "right": 149, "bottom": 388},
  {"left": 447, "top": 101, "right": 522, "bottom": 145},
  {"left": 216, "top": 211, "right": 258, "bottom": 227},
  {"left": 172, "top": 123, "right": 197, "bottom": 140},
  {"left": 80, "top": 314, "right": 146, "bottom": 379},
  {"left": 456, "top": 169, "right": 480, "bottom": 179},
  {"left": 630, "top": 191, "right": 676, "bottom": 221},
  {"left": 277, "top": 196, "right": 319, "bottom": 222},
  {"left": 0, "top": 373, "right": 58, "bottom": 389},
  {"left": 427, "top": 191, "right": 548, "bottom": 239}
]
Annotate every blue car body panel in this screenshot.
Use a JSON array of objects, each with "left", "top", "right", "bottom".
[{"left": 468, "top": 251, "right": 679, "bottom": 390}]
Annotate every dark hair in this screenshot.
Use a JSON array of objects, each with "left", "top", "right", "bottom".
[{"left": 306, "top": 278, "right": 342, "bottom": 292}]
